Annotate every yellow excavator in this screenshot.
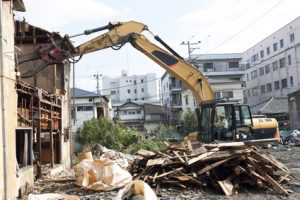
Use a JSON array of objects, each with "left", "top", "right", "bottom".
[{"left": 18, "top": 21, "right": 280, "bottom": 143}]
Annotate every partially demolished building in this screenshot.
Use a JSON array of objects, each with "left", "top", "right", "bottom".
[{"left": 1, "top": 1, "right": 72, "bottom": 199}]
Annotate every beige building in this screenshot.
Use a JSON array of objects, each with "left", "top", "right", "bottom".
[{"left": 181, "top": 79, "right": 244, "bottom": 117}]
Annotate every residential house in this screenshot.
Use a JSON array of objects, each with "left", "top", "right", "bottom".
[
  {"left": 115, "top": 102, "right": 166, "bottom": 133},
  {"left": 70, "top": 88, "right": 112, "bottom": 151}
]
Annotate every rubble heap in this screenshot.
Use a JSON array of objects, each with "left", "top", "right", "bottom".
[{"left": 131, "top": 141, "right": 298, "bottom": 196}]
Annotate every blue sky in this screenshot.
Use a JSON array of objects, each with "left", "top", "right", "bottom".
[{"left": 16, "top": 0, "right": 300, "bottom": 91}]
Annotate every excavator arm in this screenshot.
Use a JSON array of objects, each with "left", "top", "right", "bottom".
[{"left": 68, "top": 21, "right": 214, "bottom": 104}]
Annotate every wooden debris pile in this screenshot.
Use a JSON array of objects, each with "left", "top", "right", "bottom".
[{"left": 131, "top": 141, "right": 298, "bottom": 196}]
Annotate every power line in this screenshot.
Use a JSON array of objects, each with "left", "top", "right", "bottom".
[{"left": 206, "top": 0, "right": 286, "bottom": 53}]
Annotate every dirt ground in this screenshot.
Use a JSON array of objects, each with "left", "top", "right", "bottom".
[{"left": 23, "top": 145, "right": 300, "bottom": 200}]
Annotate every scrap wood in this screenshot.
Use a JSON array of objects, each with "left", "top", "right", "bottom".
[
  {"left": 137, "top": 149, "right": 156, "bottom": 158},
  {"left": 172, "top": 151, "right": 185, "bottom": 164},
  {"left": 146, "top": 158, "right": 165, "bottom": 167},
  {"left": 217, "top": 179, "right": 236, "bottom": 195}
]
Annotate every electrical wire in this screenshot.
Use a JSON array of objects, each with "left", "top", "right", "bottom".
[{"left": 206, "top": 0, "right": 286, "bottom": 53}]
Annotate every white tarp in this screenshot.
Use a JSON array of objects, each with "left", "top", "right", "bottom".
[
  {"left": 74, "top": 158, "right": 132, "bottom": 191},
  {"left": 116, "top": 180, "right": 158, "bottom": 200}
]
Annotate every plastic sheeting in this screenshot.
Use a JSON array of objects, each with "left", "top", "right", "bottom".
[
  {"left": 116, "top": 180, "right": 158, "bottom": 200},
  {"left": 74, "top": 158, "right": 132, "bottom": 191}
]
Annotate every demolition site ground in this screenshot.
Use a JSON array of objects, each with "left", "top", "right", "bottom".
[{"left": 22, "top": 145, "right": 300, "bottom": 200}]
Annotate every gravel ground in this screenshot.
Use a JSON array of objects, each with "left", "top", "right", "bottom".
[{"left": 22, "top": 145, "right": 300, "bottom": 200}]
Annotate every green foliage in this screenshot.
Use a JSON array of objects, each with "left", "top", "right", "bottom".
[
  {"left": 77, "top": 118, "right": 170, "bottom": 155},
  {"left": 76, "top": 118, "right": 137, "bottom": 151},
  {"left": 181, "top": 108, "right": 198, "bottom": 135}
]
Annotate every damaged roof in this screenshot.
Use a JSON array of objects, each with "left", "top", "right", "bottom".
[{"left": 251, "top": 97, "right": 288, "bottom": 115}]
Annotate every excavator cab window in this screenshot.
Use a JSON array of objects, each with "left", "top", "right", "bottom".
[{"left": 233, "top": 105, "right": 254, "bottom": 140}]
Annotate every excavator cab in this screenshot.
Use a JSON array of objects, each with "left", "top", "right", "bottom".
[{"left": 197, "top": 101, "right": 254, "bottom": 143}]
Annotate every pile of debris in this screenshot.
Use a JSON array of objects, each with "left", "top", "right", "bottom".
[{"left": 131, "top": 141, "right": 299, "bottom": 196}]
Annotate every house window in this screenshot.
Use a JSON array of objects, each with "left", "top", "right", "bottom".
[
  {"left": 137, "top": 110, "right": 141, "bottom": 114},
  {"left": 141, "top": 79, "right": 144, "bottom": 83},
  {"left": 280, "top": 39, "right": 284, "bottom": 48},
  {"left": 288, "top": 55, "right": 292, "bottom": 65},
  {"left": 266, "top": 47, "right": 270, "bottom": 55},
  {"left": 229, "top": 62, "right": 239, "bottom": 68},
  {"left": 77, "top": 106, "right": 93, "bottom": 111},
  {"left": 279, "top": 58, "right": 285, "bottom": 68},
  {"left": 111, "top": 91, "right": 116, "bottom": 95},
  {"left": 252, "top": 87, "right": 258, "bottom": 96},
  {"left": 260, "top": 50, "right": 264, "bottom": 58},
  {"left": 290, "top": 76, "right": 294, "bottom": 87},
  {"left": 127, "top": 89, "right": 131, "bottom": 94},
  {"left": 204, "top": 63, "right": 213, "bottom": 71},
  {"left": 251, "top": 70, "right": 258, "bottom": 80},
  {"left": 272, "top": 61, "right": 278, "bottom": 71},
  {"left": 265, "top": 64, "right": 270, "bottom": 74},
  {"left": 281, "top": 78, "right": 287, "bottom": 88},
  {"left": 214, "top": 91, "right": 221, "bottom": 99},
  {"left": 134, "top": 80, "right": 136, "bottom": 85},
  {"left": 274, "top": 81, "right": 280, "bottom": 90},
  {"left": 222, "top": 91, "right": 233, "bottom": 98},
  {"left": 273, "top": 43, "right": 277, "bottom": 51},
  {"left": 141, "top": 88, "right": 144, "bottom": 92},
  {"left": 266, "top": 83, "right": 272, "bottom": 92},
  {"left": 89, "top": 98, "right": 93, "bottom": 102},
  {"left": 142, "top": 97, "right": 144, "bottom": 100},
  {"left": 134, "top": 89, "right": 137, "bottom": 94},
  {"left": 185, "top": 96, "right": 189, "bottom": 105},
  {"left": 290, "top": 33, "right": 295, "bottom": 43},
  {"left": 247, "top": 89, "right": 251, "bottom": 97},
  {"left": 261, "top": 85, "right": 266, "bottom": 94},
  {"left": 259, "top": 67, "right": 264, "bottom": 76},
  {"left": 110, "top": 81, "right": 116, "bottom": 85},
  {"left": 135, "top": 98, "right": 137, "bottom": 101},
  {"left": 251, "top": 53, "right": 259, "bottom": 62}
]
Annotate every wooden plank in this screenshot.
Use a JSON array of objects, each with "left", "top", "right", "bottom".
[
  {"left": 156, "top": 167, "right": 184, "bottom": 178},
  {"left": 217, "top": 179, "right": 235, "bottom": 195},
  {"left": 137, "top": 149, "right": 156, "bottom": 158},
  {"left": 173, "top": 151, "right": 185, "bottom": 164},
  {"left": 262, "top": 173, "right": 289, "bottom": 196},
  {"left": 187, "top": 140, "right": 194, "bottom": 155},
  {"left": 198, "top": 157, "right": 234, "bottom": 175},
  {"left": 187, "top": 147, "right": 219, "bottom": 165},
  {"left": 146, "top": 158, "right": 165, "bottom": 167}
]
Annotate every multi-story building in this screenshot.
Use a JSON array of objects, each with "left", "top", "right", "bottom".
[
  {"left": 161, "top": 72, "right": 184, "bottom": 125},
  {"left": 242, "top": 16, "right": 300, "bottom": 106},
  {"left": 162, "top": 53, "right": 245, "bottom": 123},
  {"left": 102, "top": 72, "right": 160, "bottom": 113}
]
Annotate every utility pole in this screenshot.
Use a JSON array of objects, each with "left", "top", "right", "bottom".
[
  {"left": 93, "top": 73, "right": 102, "bottom": 95},
  {"left": 180, "top": 40, "right": 201, "bottom": 59}
]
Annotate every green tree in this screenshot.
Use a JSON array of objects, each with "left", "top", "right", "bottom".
[
  {"left": 181, "top": 108, "right": 197, "bottom": 135},
  {"left": 76, "top": 118, "right": 137, "bottom": 151}
]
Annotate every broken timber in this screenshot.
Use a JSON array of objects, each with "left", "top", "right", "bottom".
[{"left": 130, "top": 141, "right": 297, "bottom": 196}]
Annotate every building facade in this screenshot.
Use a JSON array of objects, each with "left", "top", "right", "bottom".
[
  {"left": 102, "top": 72, "right": 160, "bottom": 112},
  {"left": 70, "top": 88, "right": 112, "bottom": 151},
  {"left": 162, "top": 53, "right": 245, "bottom": 124},
  {"left": 242, "top": 17, "right": 300, "bottom": 106},
  {"left": 115, "top": 102, "right": 166, "bottom": 133}
]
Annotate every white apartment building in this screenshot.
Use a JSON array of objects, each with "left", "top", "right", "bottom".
[
  {"left": 243, "top": 17, "right": 300, "bottom": 106},
  {"left": 181, "top": 79, "right": 244, "bottom": 116},
  {"left": 162, "top": 53, "right": 245, "bottom": 123},
  {"left": 102, "top": 72, "right": 160, "bottom": 111}
]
